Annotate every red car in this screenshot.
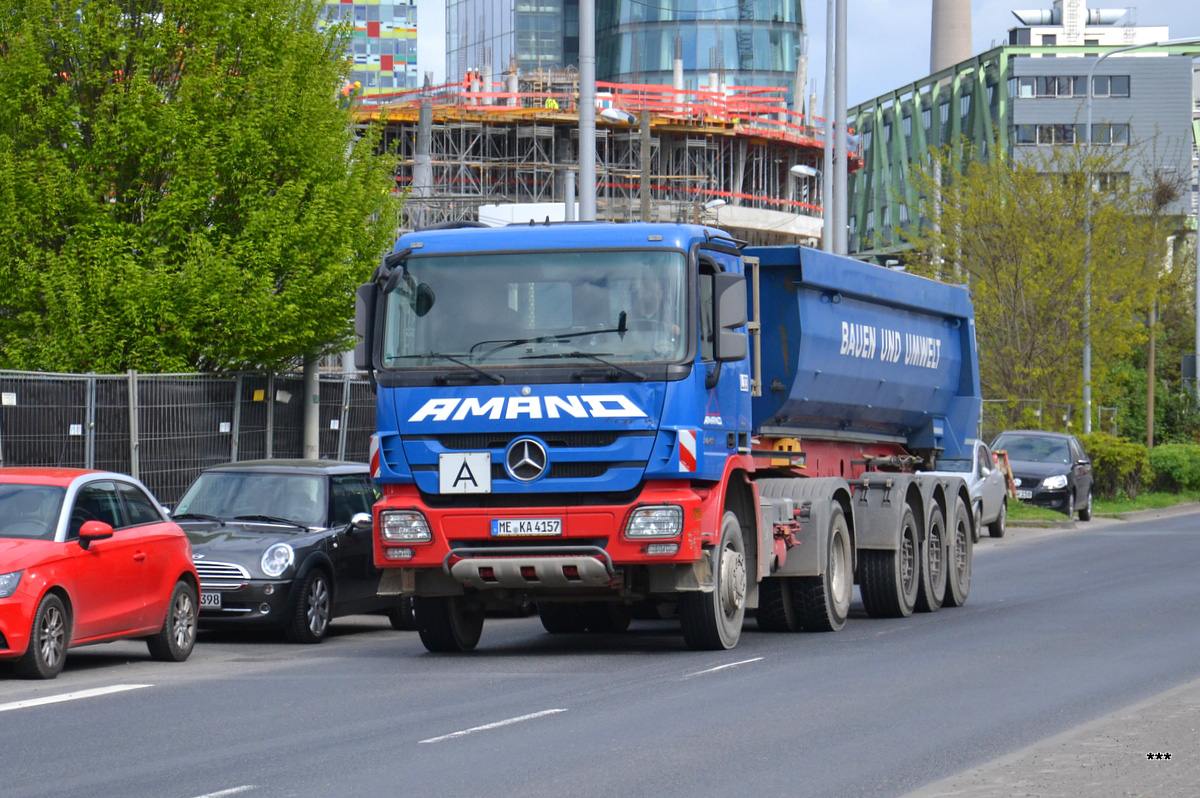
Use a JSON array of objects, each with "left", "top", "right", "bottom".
[{"left": 0, "top": 468, "right": 199, "bottom": 679}]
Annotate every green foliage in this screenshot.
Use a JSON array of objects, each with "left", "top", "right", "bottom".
[
  {"left": 1078, "top": 431, "right": 1151, "bottom": 500},
  {"left": 1147, "top": 443, "right": 1200, "bottom": 492},
  {"left": 0, "top": 0, "right": 401, "bottom": 372},
  {"left": 1096, "top": 361, "right": 1200, "bottom": 445},
  {"left": 903, "top": 141, "right": 1174, "bottom": 422}
]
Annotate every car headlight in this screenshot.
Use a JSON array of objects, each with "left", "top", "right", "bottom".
[
  {"left": 1042, "top": 474, "right": 1069, "bottom": 490},
  {"left": 380, "top": 510, "right": 432, "bottom": 543},
  {"left": 261, "top": 543, "right": 295, "bottom": 577},
  {"left": 0, "top": 570, "right": 22, "bottom": 598},
  {"left": 625, "top": 506, "right": 683, "bottom": 538}
]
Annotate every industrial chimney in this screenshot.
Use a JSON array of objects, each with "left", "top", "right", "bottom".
[{"left": 931, "top": 0, "right": 973, "bottom": 73}]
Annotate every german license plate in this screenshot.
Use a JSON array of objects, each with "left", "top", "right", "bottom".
[
  {"left": 491, "top": 518, "right": 562, "bottom": 537},
  {"left": 1015, "top": 489, "right": 1033, "bottom": 500},
  {"left": 200, "top": 591, "right": 222, "bottom": 609}
]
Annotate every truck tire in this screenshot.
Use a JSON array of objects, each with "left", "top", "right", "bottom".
[
  {"left": 859, "top": 506, "right": 919, "bottom": 618},
  {"left": 415, "top": 595, "right": 485, "bottom": 652},
  {"left": 757, "top": 577, "right": 799, "bottom": 632},
  {"left": 680, "top": 511, "right": 746, "bottom": 650},
  {"left": 793, "top": 503, "right": 852, "bottom": 632},
  {"left": 387, "top": 596, "right": 418, "bottom": 631},
  {"left": 915, "top": 506, "right": 946, "bottom": 613},
  {"left": 944, "top": 497, "right": 973, "bottom": 607},
  {"left": 988, "top": 498, "right": 1007, "bottom": 538},
  {"left": 538, "top": 602, "right": 586, "bottom": 633}
]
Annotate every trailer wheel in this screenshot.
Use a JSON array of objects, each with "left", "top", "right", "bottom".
[
  {"left": 415, "top": 595, "right": 485, "bottom": 652},
  {"left": 915, "top": 506, "right": 946, "bottom": 613},
  {"left": 757, "top": 577, "right": 799, "bottom": 632},
  {"left": 793, "top": 503, "right": 852, "bottom": 632},
  {"left": 944, "top": 498, "right": 972, "bottom": 607},
  {"left": 681, "top": 511, "right": 746, "bottom": 650},
  {"left": 859, "top": 505, "right": 919, "bottom": 618}
]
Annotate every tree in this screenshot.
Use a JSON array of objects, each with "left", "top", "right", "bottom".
[
  {"left": 902, "top": 142, "right": 1177, "bottom": 430},
  {"left": 0, "top": 0, "right": 401, "bottom": 372}
]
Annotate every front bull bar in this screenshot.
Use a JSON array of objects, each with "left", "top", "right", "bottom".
[{"left": 443, "top": 546, "right": 615, "bottom": 590}]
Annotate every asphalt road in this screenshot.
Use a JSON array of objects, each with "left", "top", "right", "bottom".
[{"left": 2, "top": 508, "right": 1198, "bottom": 798}]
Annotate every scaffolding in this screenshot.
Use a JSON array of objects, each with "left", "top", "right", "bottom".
[{"left": 357, "top": 79, "right": 856, "bottom": 244}]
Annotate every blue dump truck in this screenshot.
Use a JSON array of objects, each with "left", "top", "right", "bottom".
[{"left": 355, "top": 222, "right": 980, "bottom": 652}]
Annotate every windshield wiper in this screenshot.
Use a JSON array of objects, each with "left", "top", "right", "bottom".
[
  {"left": 521, "top": 351, "right": 646, "bottom": 382},
  {"left": 172, "top": 512, "right": 226, "bottom": 525},
  {"left": 233, "top": 514, "right": 306, "bottom": 528},
  {"left": 428, "top": 353, "right": 505, "bottom": 384}
]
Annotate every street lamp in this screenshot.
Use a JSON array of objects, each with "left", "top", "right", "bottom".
[{"left": 1081, "top": 37, "right": 1200, "bottom": 434}]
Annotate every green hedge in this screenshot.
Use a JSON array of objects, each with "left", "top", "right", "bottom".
[
  {"left": 1147, "top": 444, "right": 1200, "bottom": 492},
  {"left": 1078, "top": 432, "right": 1152, "bottom": 500}
]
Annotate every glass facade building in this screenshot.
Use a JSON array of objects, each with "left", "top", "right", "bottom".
[
  {"left": 447, "top": 0, "right": 580, "bottom": 83},
  {"left": 596, "top": 0, "right": 804, "bottom": 99},
  {"left": 322, "top": 1, "right": 419, "bottom": 95}
]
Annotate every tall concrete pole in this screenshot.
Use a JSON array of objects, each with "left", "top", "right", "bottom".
[
  {"left": 833, "top": 0, "right": 848, "bottom": 254},
  {"left": 821, "top": 0, "right": 834, "bottom": 252},
  {"left": 578, "top": 0, "right": 597, "bottom": 220}
]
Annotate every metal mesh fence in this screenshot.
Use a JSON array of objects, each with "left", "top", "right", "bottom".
[{"left": 0, "top": 370, "right": 376, "bottom": 505}]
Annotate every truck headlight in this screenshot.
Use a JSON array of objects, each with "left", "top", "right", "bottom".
[
  {"left": 261, "top": 543, "right": 295, "bottom": 578},
  {"left": 0, "top": 570, "right": 22, "bottom": 598},
  {"left": 625, "top": 506, "right": 683, "bottom": 538},
  {"left": 381, "top": 510, "right": 432, "bottom": 543},
  {"left": 1042, "top": 474, "right": 1068, "bottom": 490}
]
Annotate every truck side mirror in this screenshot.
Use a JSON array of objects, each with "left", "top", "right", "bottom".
[
  {"left": 712, "top": 272, "right": 748, "bottom": 362},
  {"left": 354, "top": 282, "right": 378, "bottom": 372}
]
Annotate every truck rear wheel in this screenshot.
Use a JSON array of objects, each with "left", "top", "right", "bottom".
[
  {"left": 794, "top": 504, "right": 852, "bottom": 632},
  {"left": 944, "top": 498, "right": 973, "bottom": 607},
  {"left": 415, "top": 595, "right": 485, "bottom": 652},
  {"left": 915, "top": 506, "right": 946, "bottom": 613},
  {"left": 581, "top": 602, "right": 632, "bottom": 633},
  {"left": 757, "top": 577, "right": 799, "bottom": 632},
  {"left": 681, "top": 511, "right": 746, "bottom": 650},
  {"left": 859, "top": 506, "right": 919, "bottom": 618}
]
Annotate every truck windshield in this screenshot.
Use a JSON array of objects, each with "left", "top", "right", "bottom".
[{"left": 381, "top": 250, "right": 687, "bottom": 369}]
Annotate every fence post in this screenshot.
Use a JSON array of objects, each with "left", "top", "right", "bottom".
[
  {"left": 127, "top": 369, "right": 140, "bottom": 479},
  {"left": 231, "top": 373, "right": 243, "bottom": 462},
  {"left": 85, "top": 375, "right": 97, "bottom": 469},
  {"left": 266, "top": 372, "right": 275, "bottom": 459},
  {"left": 337, "top": 374, "right": 351, "bottom": 461}
]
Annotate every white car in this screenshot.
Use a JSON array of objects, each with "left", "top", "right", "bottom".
[{"left": 928, "top": 440, "right": 1009, "bottom": 541}]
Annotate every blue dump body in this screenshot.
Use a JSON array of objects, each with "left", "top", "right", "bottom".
[{"left": 745, "top": 246, "right": 981, "bottom": 460}]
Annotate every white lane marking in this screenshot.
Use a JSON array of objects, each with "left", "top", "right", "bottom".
[
  {"left": 192, "top": 788, "right": 255, "bottom": 798},
  {"left": 419, "top": 708, "right": 568, "bottom": 744},
  {"left": 0, "top": 683, "right": 151, "bottom": 713},
  {"left": 683, "top": 657, "right": 764, "bottom": 679}
]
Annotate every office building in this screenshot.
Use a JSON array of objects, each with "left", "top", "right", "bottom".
[{"left": 322, "top": 1, "right": 419, "bottom": 95}]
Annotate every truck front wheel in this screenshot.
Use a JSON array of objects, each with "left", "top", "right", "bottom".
[
  {"left": 415, "top": 595, "right": 485, "bottom": 652},
  {"left": 681, "top": 511, "right": 746, "bottom": 650}
]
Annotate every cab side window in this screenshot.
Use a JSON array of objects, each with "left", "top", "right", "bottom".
[
  {"left": 118, "top": 482, "right": 163, "bottom": 526},
  {"left": 70, "top": 481, "right": 123, "bottom": 538}
]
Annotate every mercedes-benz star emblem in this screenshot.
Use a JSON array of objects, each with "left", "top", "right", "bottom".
[{"left": 505, "top": 438, "right": 548, "bottom": 482}]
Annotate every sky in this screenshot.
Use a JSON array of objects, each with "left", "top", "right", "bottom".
[{"left": 416, "top": 1, "right": 1200, "bottom": 105}]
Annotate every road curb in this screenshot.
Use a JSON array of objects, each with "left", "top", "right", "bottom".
[{"left": 1008, "top": 500, "right": 1200, "bottom": 529}]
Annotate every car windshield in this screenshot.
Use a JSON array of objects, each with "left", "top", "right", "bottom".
[
  {"left": 381, "top": 249, "right": 687, "bottom": 370},
  {"left": 936, "top": 458, "right": 971, "bottom": 473},
  {"left": 175, "top": 472, "right": 327, "bottom": 528},
  {"left": 994, "top": 436, "right": 1071, "bottom": 465},
  {"left": 0, "top": 485, "right": 65, "bottom": 540}
]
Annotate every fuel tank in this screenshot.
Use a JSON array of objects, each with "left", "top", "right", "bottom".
[{"left": 745, "top": 246, "right": 981, "bottom": 460}]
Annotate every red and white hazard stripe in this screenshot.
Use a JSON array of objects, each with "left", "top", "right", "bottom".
[
  {"left": 678, "top": 429, "right": 697, "bottom": 472},
  {"left": 369, "top": 434, "right": 381, "bottom": 479}
]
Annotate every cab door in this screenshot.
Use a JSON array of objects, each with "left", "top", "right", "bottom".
[
  {"left": 69, "top": 480, "right": 150, "bottom": 639},
  {"left": 329, "top": 474, "right": 381, "bottom": 609}
]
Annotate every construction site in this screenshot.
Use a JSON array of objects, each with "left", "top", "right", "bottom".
[{"left": 354, "top": 71, "right": 858, "bottom": 245}]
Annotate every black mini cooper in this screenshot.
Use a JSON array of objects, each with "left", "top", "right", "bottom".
[{"left": 173, "top": 460, "right": 413, "bottom": 642}]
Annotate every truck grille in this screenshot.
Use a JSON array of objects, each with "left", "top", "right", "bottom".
[{"left": 426, "top": 431, "right": 625, "bottom": 450}]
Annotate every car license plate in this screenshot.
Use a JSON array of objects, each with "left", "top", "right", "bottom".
[
  {"left": 1015, "top": 489, "right": 1033, "bottom": 500},
  {"left": 200, "top": 591, "right": 222, "bottom": 609},
  {"left": 491, "top": 518, "right": 562, "bottom": 537}
]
